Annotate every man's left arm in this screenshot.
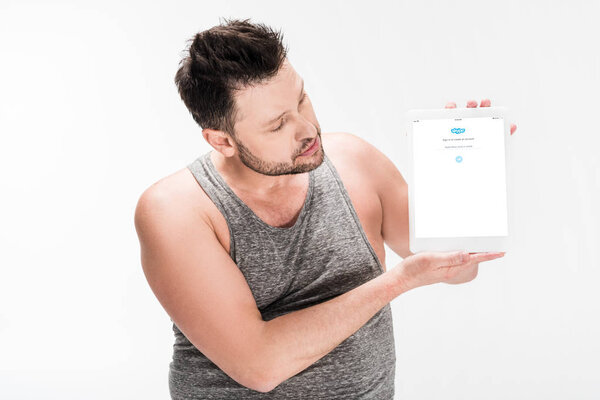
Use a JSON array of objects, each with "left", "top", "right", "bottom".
[
  {"left": 372, "top": 149, "right": 414, "bottom": 259},
  {"left": 352, "top": 135, "right": 414, "bottom": 259}
]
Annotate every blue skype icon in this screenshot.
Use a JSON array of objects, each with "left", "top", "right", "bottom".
[
  {"left": 451, "top": 128, "right": 465, "bottom": 134},
  {"left": 456, "top": 155, "right": 463, "bottom": 163}
]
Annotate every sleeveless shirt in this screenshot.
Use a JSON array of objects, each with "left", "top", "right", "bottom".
[{"left": 168, "top": 150, "right": 396, "bottom": 399}]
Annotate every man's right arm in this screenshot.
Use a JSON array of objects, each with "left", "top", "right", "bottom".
[
  {"left": 260, "top": 266, "right": 407, "bottom": 391},
  {"left": 134, "top": 186, "right": 413, "bottom": 393}
]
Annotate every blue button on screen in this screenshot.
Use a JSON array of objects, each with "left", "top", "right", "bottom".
[{"left": 456, "top": 155, "right": 463, "bottom": 163}]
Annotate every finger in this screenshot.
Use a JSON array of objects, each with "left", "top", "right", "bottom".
[
  {"left": 466, "top": 100, "right": 478, "bottom": 108},
  {"left": 445, "top": 102, "right": 457, "bottom": 109},
  {"left": 510, "top": 123, "right": 517, "bottom": 135},
  {"left": 469, "top": 252, "right": 505, "bottom": 263},
  {"left": 429, "top": 251, "right": 470, "bottom": 267},
  {"left": 480, "top": 99, "right": 491, "bottom": 107}
]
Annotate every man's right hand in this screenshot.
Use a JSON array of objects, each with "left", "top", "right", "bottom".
[{"left": 393, "top": 251, "right": 506, "bottom": 290}]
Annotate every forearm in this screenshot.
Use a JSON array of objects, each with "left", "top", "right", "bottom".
[{"left": 258, "top": 269, "right": 409, "bottom": 391}]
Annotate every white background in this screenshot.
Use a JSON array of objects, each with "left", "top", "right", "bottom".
[{"left": 1, "top": 1, "right": 599, "bottom": 399}]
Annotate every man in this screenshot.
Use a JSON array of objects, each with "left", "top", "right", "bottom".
[{"left": 134, "top": 18, "right": 517, "bottom": 399}]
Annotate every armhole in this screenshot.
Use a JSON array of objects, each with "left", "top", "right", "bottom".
[{"left": 186, "top": 162, "right": 237, "bottom": 261}]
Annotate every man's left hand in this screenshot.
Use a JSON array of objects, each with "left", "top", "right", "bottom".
[{"left": 445, "top": 98, "right": 517, "bottom": 135}]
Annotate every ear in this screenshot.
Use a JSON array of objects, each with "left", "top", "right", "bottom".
[{"left": 202, "top": 128, "right": 236, "bottom": 158}]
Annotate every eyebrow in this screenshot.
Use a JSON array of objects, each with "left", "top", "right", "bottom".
[{"left": 263, "top": 78, "right": 305, "bottom": 127}]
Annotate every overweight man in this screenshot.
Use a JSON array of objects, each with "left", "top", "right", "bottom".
[{"left": 134, "top": 18, "right": 517, "bottom": 399}]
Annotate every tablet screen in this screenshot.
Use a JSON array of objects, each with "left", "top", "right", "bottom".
[{"left": 412, "top": 116, "right": 508, "bottom": 238}]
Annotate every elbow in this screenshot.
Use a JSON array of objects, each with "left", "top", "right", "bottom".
[
  {"left": 249, "top": 378, "right": 276, "bottom": 394},
  {"left": 227, "top": 325, "right": 282, "bottom": 393},
  {"left": 384, "top": 238, "right": 414, "bottom": 260},
  {"left": 233, "top": 348, "right": 280, "bottom": 393},
  {"left": 225, "top": 362, "right": 270, "bottom": 393},
  {"left": 401, "top": 250, "right": 415, "bottom": 259},
  {"left": 394, "top": 246, "right": 414, "bottom": 259},
  {"left": 237, "top": 371, "right": 274, "bottom": 394},
  {"left": 247, "top": 362, "right": 280, "bottom": 393},
  {"left": 398, "top": 244, "right": 415, "bottom": 259}
]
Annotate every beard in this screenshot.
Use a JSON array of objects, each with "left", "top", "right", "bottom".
[{"left": 232, "top": 128, "right": 325, "bottom": 176}]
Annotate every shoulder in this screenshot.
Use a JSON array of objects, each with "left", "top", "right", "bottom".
[
  {"left": 321, "top": 131, "right": 400, "bottom": 197},
  {"left": 134, "top": 167, "right": 216, "bottom": 240},
  {"left": 321, "top": 131, "right": 388, "bottom": 168},
  {"left": 321, "top": 131, "right": 376, "bottom": 158}
]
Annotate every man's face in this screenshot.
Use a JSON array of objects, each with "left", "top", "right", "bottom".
[{"left": 228, "top": 58, "right": 324, "bottom": 176}]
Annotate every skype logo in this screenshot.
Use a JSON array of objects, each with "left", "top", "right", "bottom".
[{"left": 451, "top": 128, "right": 465, "bottom": 134}]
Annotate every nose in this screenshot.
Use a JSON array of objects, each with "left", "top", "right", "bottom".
[{"left": 294, "top": 114, "right": 318, "bottom": 143}]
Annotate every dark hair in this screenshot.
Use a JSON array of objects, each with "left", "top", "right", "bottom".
[{"left": 174, "top": 18, "right": 289, "bottom": 138}]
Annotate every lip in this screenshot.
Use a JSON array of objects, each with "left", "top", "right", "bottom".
[{"left": 300, "top": 136, "right": 319, "bottom": 156}]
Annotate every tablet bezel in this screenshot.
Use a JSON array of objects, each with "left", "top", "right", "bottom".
[{"left": 405, "top": 106, "right": 514, "bottom": 254}]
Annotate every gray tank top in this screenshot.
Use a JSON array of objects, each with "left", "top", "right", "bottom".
[{"left": 169, "top": 151, "right": 396, "bottom": 399}]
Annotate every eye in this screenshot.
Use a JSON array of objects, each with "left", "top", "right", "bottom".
[
  {"left": 271, "top": 93, "right": 308, "bottom": 133},
  {"left": 272, "top": 120, "right": 284, "bottom": 132}
]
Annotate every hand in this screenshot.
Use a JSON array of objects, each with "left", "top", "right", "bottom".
[
  {"left": 393, "top": 251, "right": 505, "bottom": 290},
  {"left": 445, "top": 99, "right": 517, "bottom": 135},
  {"left": 441, "top": 252, "right": 505, "bottom": 285}
]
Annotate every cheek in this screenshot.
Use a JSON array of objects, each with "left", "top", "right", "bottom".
[{"left": 253, "top": 138, "right": 295, "bottom": 160}]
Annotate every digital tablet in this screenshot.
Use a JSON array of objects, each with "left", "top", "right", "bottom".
[{"left": 405, "top": 106, "right": 513, "bottom": 253}]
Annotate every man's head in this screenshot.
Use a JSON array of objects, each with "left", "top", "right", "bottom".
[{"left": 174, "top": 18, "right": 324, "bottom": 176}]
